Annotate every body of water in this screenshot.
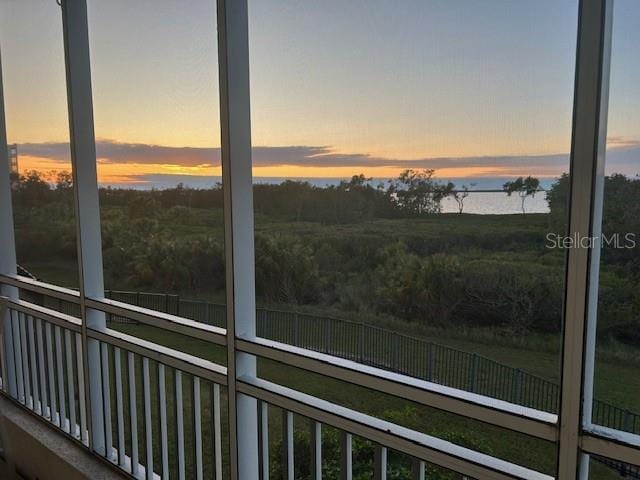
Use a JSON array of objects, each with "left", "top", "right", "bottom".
[
  {"left": 101, "top": 175, "right": 552, "bottom": 215},
  {"left": 440, "top": 191, "right": 549, "bottom": 214}
]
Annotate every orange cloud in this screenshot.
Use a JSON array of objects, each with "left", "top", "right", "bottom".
[{"left": 16, "top": 136, "right": 640, "bottom": 185}]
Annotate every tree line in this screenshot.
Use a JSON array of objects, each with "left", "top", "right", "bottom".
[
  {"left": 11, "top": 169, "right": 640, "bottom": 342},
  {"left": 11, "top": 169, "right": 544, "bottom": 223}
]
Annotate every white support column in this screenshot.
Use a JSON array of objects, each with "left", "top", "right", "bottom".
[
  {"left": 217, "top": 0, "right": 259, "bottom": 478},
  {"left": 0, "top": 41, "right": 19, "bottom": 399},
  {"left": 557, "top": 1, "right": 613, "bottom": 479},
  {"left": 60, "top": 0, "right": 107, "bottom": 455}
]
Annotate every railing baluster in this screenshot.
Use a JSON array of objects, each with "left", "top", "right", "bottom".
[
  {"left": 158, "top": 364, "right": 169, "bottom": 480},
  {"left": 75, "top": 332, "right": 88, "bottom": 445},
  {"left": 101, "top": 342, "right": 113, "bottom": 459},
  {"left": 374, "top": 446, "right": 387, "bottom": 480},
  {"left": 142, "top": 357, "right": 153, "bottom": 480},
  {"left": 36, "top": 319, "right": 48, "bottom": 418},
  {"left": 282, "top": 411, "right": 294, "bottom": 480},
  {"left": 310, "top": 420, "right": 322, "bottom": 480},
  {"left": 411, "top": 459, "right": 426, "bottom": 480},
  {"left": 213, "top": 383, "right": 222, "bottom": 480},
  {"left": 27, "top": 315, "right": 40, "bottom": 413},
  {"left": 128, "top": 351, "right": 139, "bottom": 476},
  {"left": 340, "top": 432, "right": 352, "bottom": 480},
  {"left": 45, "top": 322, "right": 57, "bottom": 425},
  {"left": 65, "top": 329, "right": 77, "bottom": 436},
  {"left": 258, "top": 400, "right": 269, "bottom": 480},
  {"left": 54, "top": 325, "right": 67, "bottom": 431},
  {"left": 114, "top": 347, "right": 125, "bottom": 468},
  {"left": 0, "top": 309, "right": 7, "bottom": 394},
  {"left": 193, "top": 377, "right": 203, "bottom": 480},
  {"left": 19, "top": 312, "right": 31, "bottom": 407},
  {"left": 11, "top": 310, "right": 23, "bottom": 403},
  {"left": 175, "top": 370, "right": 185, "bottom": 480}
]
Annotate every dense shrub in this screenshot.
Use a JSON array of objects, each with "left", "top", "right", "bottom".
[
  {"left": 255, "top": 234, "right": 320, "bottom": 304},
  {"left": 14, "top": 169, "right": 640, "bottom": 339},
  {"left": 375, "top": 247, "right": 563, "bottom": 333}
]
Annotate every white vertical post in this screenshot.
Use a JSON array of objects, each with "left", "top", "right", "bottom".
[
  {"left": 259, "top": 400, "right": 269, "bottom": 480},
  {"left": 75, "top": 332, "right": 88, "bottom": 444},
  {"left": 340, "top": 432, "right": 353, "bottom": 480},
  {"left": 374, "top": 446, "right": 387, "bottom": 480},
  {"left": 282, "top": 411, "right": 294, "bottom": 480},
  {"left": 193, "top": 377, "right": 203, "bottom": 480},
  {"left": 0, "top": 300, "right": 8, "bottom": 393},
  {"left": 411, "top": 460, "right": 425, "bottom": 480},
  {"left": 310, "top": 420, "right": 322, "bottom": 480},
  {"left": 114, "top": 347, "right": 125, "bottom": 466},
  {"left": 45, "top": 323, "right": 58, "bottom": 425},
  {"left": 27, "top": 316, "right": 40, "bottom": 414},
  {"left": 128, "top": 352, "right": 139, "bottom": 477},
  {"left": 0, "top": 41, "right": 19, "bottom": 400},
  {"left": 213, "top": 383, "right": 222, "bottom": 480},
  {"left": 175, "top": 370, "right": 185, "bottom": 480},
  {"left": 142, "top": 357, "right": 153, "bottom": 480},
  {"left": 11, "top": 311, "right": 23, "bottom": 402},
  {"left": 157, "top": 364, "right": 168, "bottom": 479},
  {"left": 65, "top": 329, "right": 77, "bottom": 435},
  {"left": 580, "top": 2, "right": 613, "bottom": 433},
  {"left": 101, "top": 343, "right": 113, "bottom": 456},
  {"left": 557, "top": 1, "right": 613, "bottom": 479},
  {"left": 60, "top": 0, "right": 107, "bottom": 455},
  {"left": 55, "top": 325, "right": 67, "bottom": 432},
  {"left": 19, "top": 313, "right": 31, "bottom": 408},
  {"left": 36, "top": 320, "right": 49, "bottom": 418},
  {"left": 218, "top": 0, "right": 259, "bottom": 479}
]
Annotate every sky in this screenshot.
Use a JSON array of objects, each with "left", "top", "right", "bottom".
[{"left": 1, "top": 0, "right": 639, "bottom": 186}]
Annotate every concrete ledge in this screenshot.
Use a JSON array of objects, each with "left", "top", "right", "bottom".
[{"left": 0, "top": 395, "right": 128, "bottom": 480}]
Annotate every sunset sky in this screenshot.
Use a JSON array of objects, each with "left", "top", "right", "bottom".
[{"left": 1, "top": 0, "right": 639, "bottom": 186}]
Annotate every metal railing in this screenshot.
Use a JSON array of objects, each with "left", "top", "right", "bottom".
[
  {"left": 0, "top": 294, "right": 227, "bottom": 480},
  {"left": 79, "top": 290, "right": 640, "bottom": 438},
  {"left": 0, "top": 283, "right": 556, "bottom": 480}
]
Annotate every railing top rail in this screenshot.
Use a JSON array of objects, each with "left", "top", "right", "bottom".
[
  {"left": 0, "top": 274, "right": 80, "bottom": 304},
  {"left": 6, "top": 283, "right": 636, "bottom": 433},
  {"left": 180, "top": 299, "right": 226, "bottom": 309},
  {"left": 237, "top": 336, "right": 558, "bottom": 442},
  {"left": 1, "top": 296, "right": 82, "bottom": 332},
  {"left": 88, "top": 327, "right": 227, "bottom": 385},
  {"left": 86, "top": 297, "right": 227, "bottom": 346},
  {"left": 581, "top": 426, "right": 640, "bottom": 467},
  {"left": 106, "top": 289, "right": 180, "bottom": 299},
  {"left": 238, "top": 375, "right": 553, "bottom": 480}
]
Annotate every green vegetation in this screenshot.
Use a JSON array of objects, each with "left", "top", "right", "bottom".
[
  {"left": 11, "top": 169, "right": 640, "bottom": 478},
  {"left": 15, "top": 169, "right": 639, "bottom": 344},
  {"left": 13, "top": 168, "right": 640, "bottom": 371},
  {"left": 503, "top": 176, "right": 541, "bottom": 214}
]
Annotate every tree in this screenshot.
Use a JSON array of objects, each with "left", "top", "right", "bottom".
[
  {"left": 545, "top": 173, "right": 569, "bottom": 233},
  {"left": 503, "top": 176, "right": 540, "bottom": 214},
  {"left": 55, "top": 171, "right": 73, "bottom": 191},
  {"left": 448, "top": 183, "right": 475, "bottom": 214},
  {"left": 388, "top": 169, "right": 448, "bottom": 215},
  {"left": 16, "top": 170, "right": 52, "bottom": 207}
]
